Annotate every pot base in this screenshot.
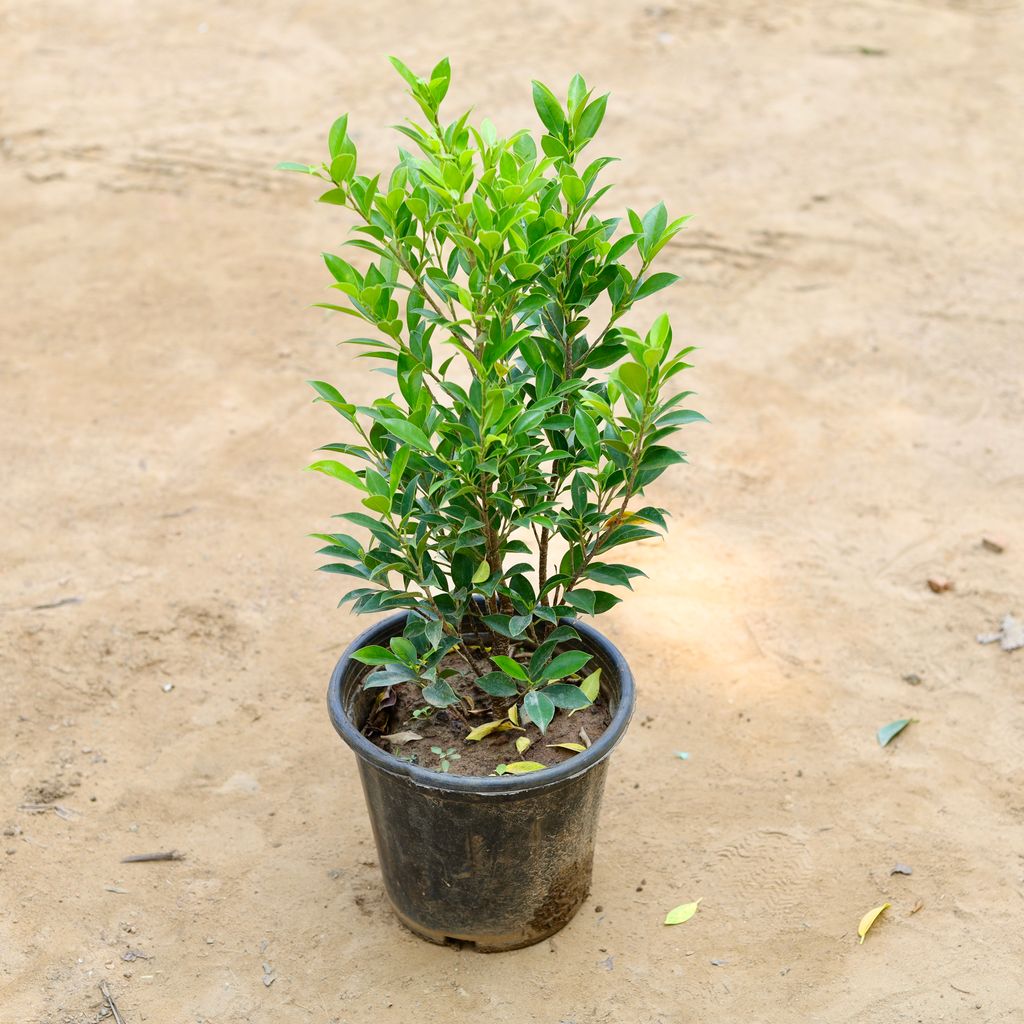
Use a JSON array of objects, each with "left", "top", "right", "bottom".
[{"left": 390, "top": 892, "right": 590, "bottom": 953}]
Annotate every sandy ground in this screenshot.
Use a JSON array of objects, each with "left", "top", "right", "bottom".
[{"left": 2, "top": 1, "right": 1023, "bottom": 1021}]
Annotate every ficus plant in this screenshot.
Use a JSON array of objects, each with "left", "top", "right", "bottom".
[{"left": 282, "top": 57, "right": 703, "bottom": 772}]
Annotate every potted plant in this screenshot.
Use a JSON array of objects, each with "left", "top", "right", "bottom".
[{"left": 281, "top": 57, "right": 703, "bottom": 951}]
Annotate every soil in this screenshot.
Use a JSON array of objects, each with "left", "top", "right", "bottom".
[
  {"left": 3, "top": 2, "right": 1024, "bottom": 1022},
  {"left": 361, "top": 649, "right": 613, "bottom": 777}
]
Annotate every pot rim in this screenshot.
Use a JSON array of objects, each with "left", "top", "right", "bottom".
[{"left": 327, "top": 611, "right": 635, "bottom": 794}]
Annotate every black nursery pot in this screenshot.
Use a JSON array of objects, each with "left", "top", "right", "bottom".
[{"left": 326, "top": 611, "right": 635, "bottom": 952}]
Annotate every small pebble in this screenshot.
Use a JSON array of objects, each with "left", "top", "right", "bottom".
[{"left": 161, "top": 683, "right": 174, "bottom": 693}]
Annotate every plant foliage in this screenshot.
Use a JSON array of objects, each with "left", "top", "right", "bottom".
[{"left": 282, "top": 58, "right": 704, "bottom": 735}]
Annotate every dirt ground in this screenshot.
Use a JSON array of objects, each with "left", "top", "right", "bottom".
[{"left": 2, "top": 1, "right": 1023, "bottom": 1021}]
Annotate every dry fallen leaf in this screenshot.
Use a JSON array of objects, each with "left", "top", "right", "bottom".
[
  {"left": 890, "top": 863, "right": 913, "bottom": 876},
  {"left": 981, "top": 536, "right": 1005, "bottom": 553},
  {"left": 515, "top": 736, "right": 531, "bottom": 755},
  {"left": 464, "top": 720, "right": 515, "bottom": 741},
  {"left": 664, "top": 898, "right": 702, "bottom": 925},
  {"left": 858, "top": 902, "right": 890, "bottom": 943},
  {"left": 384, "top": 731, "right": 422, "bottom": 745},
  {"left": 547, "top": 742, "right": 586, "bottom": 753},
  {"left": 910, "top": 899, "right": 924, "bottom": 914},
  {"left": 926, "top": 576, "right": 953, "bottom": 593}
]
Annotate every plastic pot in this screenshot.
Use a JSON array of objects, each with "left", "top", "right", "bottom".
[{"left": 326, "top": 611, "right": 635, "bottom": 952}]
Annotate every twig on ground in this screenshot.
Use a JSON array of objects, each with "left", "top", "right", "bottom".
[
  {"left": 31, "top": 596, "right": 83, "bottom": 611},
  {"left": 100, "top": 981, "right": 126, "bottom": 1024},
  {"left": 120, "top": 850, "right": 184, "bottom": 863}
]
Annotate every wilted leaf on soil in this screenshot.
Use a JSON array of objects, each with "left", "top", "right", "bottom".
[
  {"left": 384, "top": 731, "right": 422, "bottom": 745},
  {"left": 890, "top": 863, "right": 913, "bottom": 876},
  {"left": 495, "top": 761, "right": 546, "bottom": 775},
  {"left": 858, "top": 902, "right": 890, "bottom": 943},
  {"left": 877, "top": 718, "right": 913, "bottom": 747},
  {"left": 515, "top": 736, "right": 531, "bottom": 755},
  {"left": 465, "top": 720, "right": 515, "bottom": 741},
  {"left": 547, "top": 742, "right": 586, "bottom": 753},
  {"left": 664, "top": 898, "right": 702, "bottom": 925}
]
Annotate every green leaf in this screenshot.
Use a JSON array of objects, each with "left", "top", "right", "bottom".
[
  {"left": 540, "top": 650, "right": 593, "bottom": 681},
  {"left": 491, "top": 655, "right": 528, "bottom": 681},
  {"left": 380, "top": 417, "right": 432, "bottom": 452},
  {"left": 475, "top": 671, "right": 520, "bottom": 697},
  {"left": 649, "top": 312, "right": 671, "bottom": 348},
  {"left": 531, "top": 80, "right": 565, "bottom": 134},
  {"left": 563, "top": 590, "right": 597, "bottom": 615},
  {"left": 877, "top": 718, "right": 914, "bottom": 747},
  {"left": 580, "top": 668, "right": 601, "bottom": 702},
  {"left": 542, "top": 683, "right": 593, "bottom": 709},
  {"left": 640, "top": 446, "right": 686, "bottom": 471},
  {"left": 422, "top": 679, "right": 460, "bottom": 708},
  {"left": 574, "top": 409, "right": 600, "bottom": 460},
  {"left": 363, "top": 665, "right": 418, "bottom": 688},
  {"left": 635, "top": 272, "right": 680, "bottom": 300},
  {"left": 523, "top": 690, "right": 555, "bottom": 734},
  {"left": 318, "top": 188, "right": 348, "bottom": 206},
  {"left": 351, "top": 645, "right": 400, "bottom": 666},
  {"left": 306, "top": 460, "right": 363, "bottom": 489},
  {"left": 390, "top": 636, "right": 417, "bottom": 663},
  {"left": 658, "top": 409, "right": 707, "bottom": 427},
  {"left": 482, "top": 614, "right": 532, "bottom": 638},
  {"left": 561, "top": 174, "right": 585, "bottom": 205},
  {"left": 577, "top": 94, "right": 608, "bottom": 142},
  {"left": 328, "top": 114, "right": 349, "bottom": 158},
  {"left": 472, "top": 560, "right": 491, "bottom": 585},
  {"left": 619, "top": 362, "right": 648, "bottom": 395},
  {"left": 277, "top": 161, "right": 316, "bottom": 173},
  {"left": 641, "top": 201, "right": 668, "bottom": 252},
  {"left": 388, "top": 56, "right": 421, "bottom": 89},
  {"left": 664, "top": 899, "right": 701, "bottom": 926}
]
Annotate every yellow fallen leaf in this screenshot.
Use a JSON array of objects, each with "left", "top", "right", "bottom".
[
  {"left": 500, "top": 761, "right": 547, "bottom": 775},
  {"left": 508, "top": 704, "right": 520, "bottom": 726},
  {"left": 515, "top": 736, "right": 532, "bottom": 755},
  {"left": 465, "top": 720, "right": 515, "bottom": 742},
  {"left": 547, "top": 742, "right": 586, "bottom": 753},
  {"left": 858, "top": 903, "right": 890, "bottom": 943},
  {"left": 664, "top": 898, "right": 702, "bottom": 925}
]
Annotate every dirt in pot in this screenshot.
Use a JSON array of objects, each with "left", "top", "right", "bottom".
[{"left": 361, "top": 650, "right": 612, "bottom": 778}]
